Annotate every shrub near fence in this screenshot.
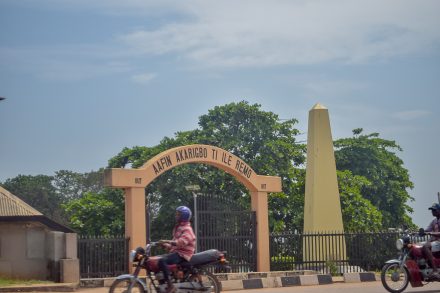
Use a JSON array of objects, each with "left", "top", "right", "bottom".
[
  {"left": 78, "top": 235, "right": 129, "bottom": 278},
  {"left": 270, "top": 231, "right": 414, "bottom": 275}
]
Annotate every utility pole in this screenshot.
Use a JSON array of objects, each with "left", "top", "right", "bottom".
[{"left": 185, "top": 185, "right": 200, "bottom": 252}]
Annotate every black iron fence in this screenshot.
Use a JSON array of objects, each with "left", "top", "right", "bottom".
[
  {"left": 78, "top": 231, "right": 428, "bottom": 278},
  {"left": 270, "top": 231, "right": 429, "bottom": 275},
  {"left": 78, "top": 235, "right": 129, "bottom": 278}
]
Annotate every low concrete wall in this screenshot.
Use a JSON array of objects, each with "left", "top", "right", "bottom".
[{"left": 60, "top": 259, "right": 80, "bottom": 283}]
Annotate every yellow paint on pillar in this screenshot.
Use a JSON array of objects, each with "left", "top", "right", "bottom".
[
  {"left": 303, "top": 103, "right": 346, "bottom": 261},
  {"left": 250, "top": 191, "right": 270, "bottom": 272},
  {"left": 124, "top": 187, "right": 147, "bottom": 254}
]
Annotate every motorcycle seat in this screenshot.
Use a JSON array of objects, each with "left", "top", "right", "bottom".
[{"left": 188, "top": 249, "right": 221, "bottom": 266}]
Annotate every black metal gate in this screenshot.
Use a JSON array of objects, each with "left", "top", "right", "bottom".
[
  {"left": 78, "top": 236, "right": 129, "bottom": 278},
  {"left": 195, "top": 194, "right": 257, "bottom": 272}
]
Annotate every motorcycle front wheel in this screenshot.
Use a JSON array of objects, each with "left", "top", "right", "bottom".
[
  {"left": 109, "top": 277, "right": 146, "bottom": 293},
  {"left": 381, "top": 263, "right": 410, "bottom": 293}
]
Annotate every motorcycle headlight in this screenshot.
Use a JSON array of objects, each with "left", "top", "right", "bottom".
[
  {"left": 129, "top": 250, "right": 137, "bottom": 262},
  {"left": 396, "top": 239, "right": 404, "bottom": 250}
]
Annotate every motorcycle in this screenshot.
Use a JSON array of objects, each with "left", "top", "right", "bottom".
[
  {"left": 381, "top": 229, "right": 440, "bottom": 293},
  {"left": 109, "top": 242, "right": 229, "bottom": 293}
]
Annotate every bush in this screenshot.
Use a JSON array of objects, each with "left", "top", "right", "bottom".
[{"left": 270, "top": 255, "right": 295, "bottom": 271}]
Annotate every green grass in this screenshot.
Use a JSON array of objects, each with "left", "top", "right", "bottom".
[{"left": 0, "top": 277, "right": 53, "bottom": 287}]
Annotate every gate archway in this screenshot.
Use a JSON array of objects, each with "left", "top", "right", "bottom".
[{"left": 104, "top": 144, "right": 281, "bottom": 271}]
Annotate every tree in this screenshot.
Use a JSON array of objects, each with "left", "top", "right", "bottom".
[
  {"left": 6, "top": 104, "right": 411, "bottom": 236},
  {"left": 62, "top": 188, "right": 124, "bottom": 236},
  {"left": 109, "top": 101, "right": 307, "bottom": 237},
  {"left": 53, "top": 169, "right": 104, "bottom": 201},
  {"left": 337, "top": 170, "right": 382, "bottom": 232},
  {"left": 1, "top": 170, "right": 109, "bottom": 231},
  {"left": 334, "top": 128, "right": 414, "bottom": 229},
  {"left": 195, "top": 101, "right": 306, "bottom": 232},
  {"left": 1, "top": 174, "right": 65, "bottom": 224}
]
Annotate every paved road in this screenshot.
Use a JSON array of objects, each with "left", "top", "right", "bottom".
[
  {"left": 42, "top": 281, "right": 440, "bottom": 293},
  {"left": 226, "top": 281, "right": 440, "bottom": 293}
]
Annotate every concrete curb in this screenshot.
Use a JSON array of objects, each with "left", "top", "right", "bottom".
[
  {"left": 343, "top": 272, "right": 378, "bottom": 283},
  {"left": 0, "top": 272, "right": 379, "bottom": 292},
  {"left": 221, "top": 274, "right": 334, "bottom": 290},
  {"left": 79, "top": 271, "right": 379, "bottom": 291}
]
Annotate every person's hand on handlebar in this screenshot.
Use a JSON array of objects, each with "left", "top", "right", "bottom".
[{"left": 158, "top": 239, "right": 176, "bottom": 249}]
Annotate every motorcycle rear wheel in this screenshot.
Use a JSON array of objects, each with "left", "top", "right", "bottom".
[
  {"left": 381, "top": 263, "right": 410, "bottom": 293},
  {"left": 198, "top": 270, "right": 222, "bottom": 293},
  {"left": 109, "top": 277, "right": 146, "bottom": 293}
]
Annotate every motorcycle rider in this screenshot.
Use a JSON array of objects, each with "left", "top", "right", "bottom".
[
  {"left": 158, "top": 206, "right": 196, "bottom": 293},
  {"left": 423, "top": 203, "right": 440, "bottom": 278}
]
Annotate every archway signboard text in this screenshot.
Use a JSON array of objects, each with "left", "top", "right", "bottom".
[{"left": 104, "top": 144, "right": 282, "bottom": 272}]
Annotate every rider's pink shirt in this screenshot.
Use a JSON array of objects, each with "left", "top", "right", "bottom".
[
  {"left": 170, "top": 221, "right": 196, "bottom": 261},
  {"left": 426, "top": 217, "right": 440, "bottom": 240}
]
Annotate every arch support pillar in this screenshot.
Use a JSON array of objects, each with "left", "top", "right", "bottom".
[
  {"left": 251, "top": 191, "right": 270, "bottom": 272},
  {"left": 124, "top": 187, "right": 147, "bottom": 253}
]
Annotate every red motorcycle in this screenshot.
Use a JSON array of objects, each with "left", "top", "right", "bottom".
[
  {"left": 381, "top": 229, "right": 440, "bottom": 293},
  {"left": 109, "top": 242, "right": 228, "bottom": 293}
]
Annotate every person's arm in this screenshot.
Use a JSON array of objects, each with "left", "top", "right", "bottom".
[
  {"left": 425, "top": 219, "right": 434, "bottom": 232},
  {"left": 429, "top": 232, "right": 440, "bottom": 237},
  {"left": 158, "top": 239, "right": 174, "bottom": 250}
]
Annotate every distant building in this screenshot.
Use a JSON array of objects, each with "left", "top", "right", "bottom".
[{"left": 0, "top": 186, "right": 79, "bottom": 282}]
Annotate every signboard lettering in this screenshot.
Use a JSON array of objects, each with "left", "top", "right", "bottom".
[
  {"left": 153, "top": 155, "right": 173, "bottom": 175},
  {"left": 150, "top": 146, "right": 254, "bottom": 180}
]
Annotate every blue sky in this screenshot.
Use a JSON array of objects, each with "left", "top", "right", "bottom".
[{"left": 0, "top": 0, "right": 439, "bottom": 227}]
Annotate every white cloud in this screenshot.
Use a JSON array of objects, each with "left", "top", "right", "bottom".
[
  {"left": 131, "top": 73, "right": 156, "bottom": 84},
  {"left": 2, "top": 0, "right": 439, "bottom": 81},
  {"left": 392, "top": 110, "right": 431, "bottom": 121},
  {"left": 117, "top": 0, "right": 440, "bottom": 68},
  {"left": 0, "top": 46, "right": 133, "bottom": 82},
  {"left": 303, "top": 80, "right": 368, "bottom": 98}
]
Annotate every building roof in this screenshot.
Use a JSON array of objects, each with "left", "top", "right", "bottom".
[
  {"left": 0, "top": 186, "right": 74, "bottom": 233},
  {"left": 0, "top": 186, "right": 43, "bottom": 216}
]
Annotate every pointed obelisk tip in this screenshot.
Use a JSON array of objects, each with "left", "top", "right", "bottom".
[{"left": 311, "top": 103, "right": 327, "bottom": 110}]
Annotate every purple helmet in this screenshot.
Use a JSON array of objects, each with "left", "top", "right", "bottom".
[{"left": 176, "top": 206, "right": 192, "bottom": 222}]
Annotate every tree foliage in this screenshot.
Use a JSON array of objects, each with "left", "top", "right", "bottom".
[
  {"left": 334, "top": 128, "right": 414, "bottom": 229},
  {"left": 62, "top": 188, "right": 124, "bottom": 236},
  {"left": 1, "top": 104, "right": 416, "bottom": 236},
  {"left": 0, "top": 170, "right": 107, "bottom": 228},
  {"left": 109, "top": 101, "right": 306, "bottom": 238},
  {"left": 52, "top": 169, "right": 104, "bottom": 201},
  {"left": 1, "top": 174, "right": 65, "bottom": 224},
  {"left": 337, "top": 170, "right": 382, "bottom": 232}
]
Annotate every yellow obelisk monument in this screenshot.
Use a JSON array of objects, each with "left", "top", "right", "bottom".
[{"left": 303, "top": 103, "right": 346, "bottom": 262}]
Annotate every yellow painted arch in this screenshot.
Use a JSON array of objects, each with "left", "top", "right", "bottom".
[
  {"left": 105, "top": 144, "right": 281, "bottom": 193},
  {"left": 104, "top": 144, "right": 281, "bottom": 272}
]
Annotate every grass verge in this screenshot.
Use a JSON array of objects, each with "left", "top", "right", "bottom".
[{"left": 0, "top": 277, "right": 53, "bottom": 287}]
